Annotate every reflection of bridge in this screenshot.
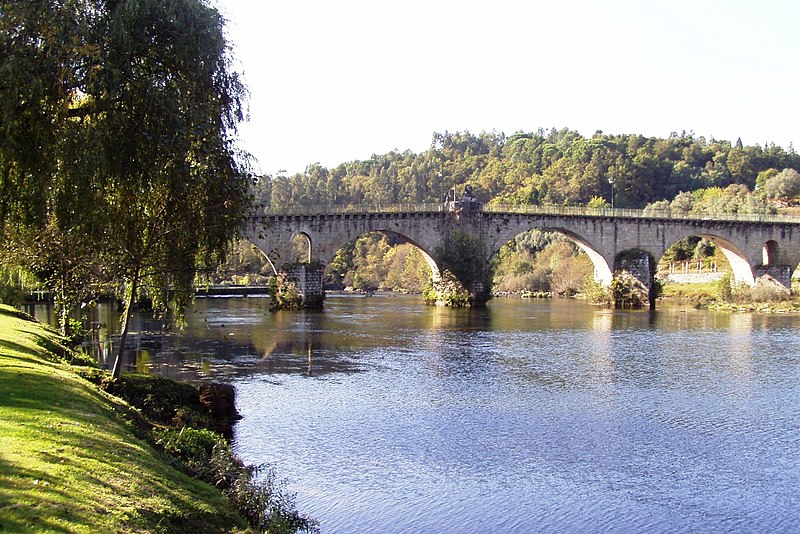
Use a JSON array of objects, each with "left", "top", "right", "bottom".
[{"left": 244, "top": 203, "right": 800, "bottom": 307}]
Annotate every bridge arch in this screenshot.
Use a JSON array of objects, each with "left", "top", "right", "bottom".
[
  {"left": 763, "top": 240, "right": 779, "bottom": 267},
  {"left": 293, "top": 232, "right": 312, "bottom": 264},
  {"left": 391, "top": 234, "right": 442, "bottom": 282},
  {"left": 316, "top": 229, "right": 443, "bottom": 286},
  {"left": 256, "top": 246, "right": 278, "bottom": 275},
  {"left": 661, "top": 232, "right": 755, "bottom": 286},
  {"left": 559, "top": 229, "right": 614, "bottom": 286},
  {"left": 242, "top": 233, "right": 312, "bottom": 276},
  {"left": 486, "top": 225, "right": 614, "bottom": 287},
  {"left": 241, "top": 236, "right": 280, "bottom": 275}
]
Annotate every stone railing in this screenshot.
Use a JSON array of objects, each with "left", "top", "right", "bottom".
[
  {"left": 483, "top": 204, "right": 800, "bottom": 223},
  {"left": 261, "top": 203, "right": 444, "bottom": 216},
  {"left": 260, "top": 202, "right": 800, "bottom": 223}
]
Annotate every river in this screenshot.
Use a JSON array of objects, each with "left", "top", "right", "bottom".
[{"left": 26, "top": 295, "right": 800, "bottom": 533}]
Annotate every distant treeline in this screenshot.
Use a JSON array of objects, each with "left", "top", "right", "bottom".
[{"left": 252, "top": 129, "right": 800, "bottom": 210}]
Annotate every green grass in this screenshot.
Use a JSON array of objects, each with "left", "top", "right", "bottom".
[
  {"left": 0, "top": 305, "right": 247, "bottom": 533},
  {"left": 661, "top": 280, "right": 800, "bottom": 313},
  {"left": 659, "top": 280, "right": 721, "bottom": 302}
]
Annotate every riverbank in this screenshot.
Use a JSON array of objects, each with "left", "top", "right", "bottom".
[
  {"left": 659, "top": 277, "right": 800, "bottom": 313},
  {"left": 0, "top": 304, "right": 253, "bottom": 532}
]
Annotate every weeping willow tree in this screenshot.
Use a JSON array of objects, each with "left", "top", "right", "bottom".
[{"left": 0, "top": 0, "right": 252, "bottom": 377}]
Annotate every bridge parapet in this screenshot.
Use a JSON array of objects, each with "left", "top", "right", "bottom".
[{"left": 262, "top": 202, "right": 800, "bottom": 224}]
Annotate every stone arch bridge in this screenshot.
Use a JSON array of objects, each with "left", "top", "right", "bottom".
[{"left": 244, "top": 203, "right": 800, "bottom": 307}]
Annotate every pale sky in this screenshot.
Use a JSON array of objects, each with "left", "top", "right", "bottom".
[{"left": 218, "top": 0, "right": 800, "bottom": 176}]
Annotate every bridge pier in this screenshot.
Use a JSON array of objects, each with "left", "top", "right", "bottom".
[
  {"left": 754, "top": 265, "right": 794, "bottom": 290},
  {"left": 273, "top": 264, "right": 325, "bottom": 310},
  {"left": 470, "top": 280, "right": 491, "bottom": 307},
  {"left": 426, "top": 215, "right": 494, "bottom": 307},
  {"left": 423, "top": 270, "right": 491, "bottom": 307},
  {"left": 614, "top": 251, "right": 658, "bottom": 309}
]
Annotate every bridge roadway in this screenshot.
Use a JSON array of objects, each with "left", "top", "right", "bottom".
[{"left": 244, "top": 203, "right": 800, "bottom": 305}]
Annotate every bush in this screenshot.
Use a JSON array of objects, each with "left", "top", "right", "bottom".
[
  {"left": 80, "top": 368, "right": 319, "bottom": 533},
  {"left": 610, "top": 271, "right": 649, "bottom": 308},
  {"left": 155, "top": 427, "right": 223, "bottom": 475},
  {"left": 583, "top": 277, "right": 612, "bottom": 306},
  {"left": 550, "top": 255, "right": 593, "bottom": 297},
  {"left": 154, "top": 428, "right": 319, "bottom": 533},
  {"left": 211, "top": 448, "right": 318, "bottom": 533},
  {"left": 493, "top": 269, "right": 550, "bottom": 294},
  {"left": 717, "top": 274, "right": 733, "bottom": 302},
  {"left": 729, "top": 276, "right": 791, "bottom": 304},
  {"left": 80, "top": 372, "right": 210, "bottom": 428},
  {"left": 153, "top": 427, "right": 222, "bottom": 472},
  {"left": 423, "top": 270, "right": 472, "bottom": 306},
  {"left": 269, "top": 272, "right": 303, "bottom": 311},
  {"left": 63, "top": 349, "right": 98, "bottom": 367}
]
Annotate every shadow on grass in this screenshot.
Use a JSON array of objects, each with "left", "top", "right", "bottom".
[
  {"left": 0, "top": 457, "right": 97, "bottom": 533},
  {"left": 0, "top": 340, "right": 51, "bottom": 366}
]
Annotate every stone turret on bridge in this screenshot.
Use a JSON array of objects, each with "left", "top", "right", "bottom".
[{"left": 244, "top": 203, "right": 800, "bottom": 309}]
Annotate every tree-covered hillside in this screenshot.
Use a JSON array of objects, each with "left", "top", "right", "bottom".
[{"left": 252, "top": 129, "right": 799, "bottom": 210}]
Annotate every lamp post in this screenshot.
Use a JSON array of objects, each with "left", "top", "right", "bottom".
[{"left": 608, "top": 177, "right": 615, "bottom": 210}]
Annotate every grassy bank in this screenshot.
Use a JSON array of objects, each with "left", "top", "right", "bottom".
[
  {"left": 0, "top": 305, "right": 248, "bottom": 533},
  {"left": 659, "top": 279, "right": 721, "bottom": 303},
  {"left": 660, "top": 278, "right": 800, "bottom": 312}
]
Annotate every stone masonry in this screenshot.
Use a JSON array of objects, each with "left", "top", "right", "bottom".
[{"left": 245, "top": 208, "right": 800, "bottom": 308}]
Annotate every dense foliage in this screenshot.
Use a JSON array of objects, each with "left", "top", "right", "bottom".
[
  {"left": 253, "top": 129, "right": 799, "bottom": 211},
  {"left": 0, "top": 0, "right": 251, "bottom": 372}
]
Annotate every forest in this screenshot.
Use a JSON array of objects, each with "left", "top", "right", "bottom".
[
  {"left": 219, "top": 128, "right": 800, "bottom": 296},
  {"left": 252, "top": 128, "right": 799, "bottom": 209}
]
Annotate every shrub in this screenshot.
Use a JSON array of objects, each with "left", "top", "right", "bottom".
[
  {"left": 610, "top": 271, "right": 649, "bottom": 308},
  {"left": 155, "top": 427, "right": 223, "bottom": 476},
  {"left": 155, "top": 428, "right": 319, "bottom": 533},
  {"left": 493, "top": 270, "right": 549, "bottom": 294},
  {"left": 731, "top": 276, "right": 790, "bottom": 304},
  {"left": 423, "top": 270, "right": 472, "bottom": 306},
  {"left": 80, "top": 372, "right": 207, "bottom": 427},
  {"left": 63, "top": 349, "right": 98, "bottom": 367},
  {"left": 750, "top": 276, "right": 790, "bottom": 302},
  {"left": 76, "top": 367, "right": 318, "bottom": 533},
  {"left": 583, "top": 277, "right": 612, "bottom": 306},
  {"left": 211, "top": 448, "right": 318, "bottom": 533},
  {"left": 550, "top": 255, "right": 593, "bottom": 297},
  {"left": 269, "top": 272, "right": 303, "bottom": 311},
  {"left": 717, "top": 274, "right": 733, "bottom": 302}
]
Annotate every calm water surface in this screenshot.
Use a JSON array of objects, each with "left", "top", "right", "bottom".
[{"left": 30, "top": 295, "right": 800, "bottom": 533}]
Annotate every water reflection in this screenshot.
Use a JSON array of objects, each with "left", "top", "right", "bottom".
[
  {"left": 25, "top": 297, "right": 776, "bottom": 392},
  {"left": 589, "top": 311, "right": 614, "bottom": 388},
  {"left": 726, "top": 312, "right": 753, "bottom": 377},
  {"left": 24, "top": 295, "right": 800, "bottom": 533}
]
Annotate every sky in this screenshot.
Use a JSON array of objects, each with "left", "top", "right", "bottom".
[{"left": 218, "top": 0, "right": 800, "bottom": 176}]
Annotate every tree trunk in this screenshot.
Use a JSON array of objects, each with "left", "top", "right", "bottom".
[
  {"left": 58, "top": 267, "right": 70, "bottom": 339},
  {"left": 111, "top": 273, "right": 138, "bottom": 379},
  {"left": 60, "top": 297, "right": 70, "bottom": 339}
]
